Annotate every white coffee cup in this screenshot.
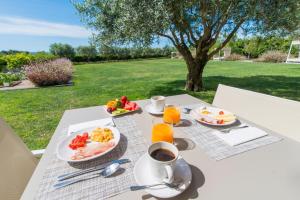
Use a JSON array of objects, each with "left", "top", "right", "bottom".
[
  {"left": 147, "top": 141, "right": 178, "bottom": 183},
  {"left": 150, "top": 96, "right": 165, "bottom": 112}
]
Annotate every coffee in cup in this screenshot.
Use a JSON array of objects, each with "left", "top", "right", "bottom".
[
  {"left": 147, "top": 141, "right": 178, "bottom": 183},
  {"left": 150, "top": 148, "right": 175, "bottom": 161}
]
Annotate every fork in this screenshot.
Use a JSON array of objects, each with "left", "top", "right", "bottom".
[
  {"left": 219, "top": 125, "right": 249, "bottom": 133},
  {"left": 105, "top": 120, "right": 116, "bottom": 127}
]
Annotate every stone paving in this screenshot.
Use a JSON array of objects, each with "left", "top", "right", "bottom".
[{"left": 0, "top": 80, "right": 36, "bottom": 91}]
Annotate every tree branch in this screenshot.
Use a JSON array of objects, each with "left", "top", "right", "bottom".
[
  {"left": 208, "top": 19, "right": 245, "bottom": 58},
  {"left": 199, "top": 0, "right": 209, "bottom": 27},
  {"left": 196, "top": 26, "right": 212, "bottom": 56},
  {"left": 181, "top": 17, "right": 198, "bottom": 43},
  {"left": 170, "top": 29, "right": 180, "bottom": 46},
  {"left": 211, "top": 1, "right": 234, "bottom": 37},
  {"left": 156, "top": 32, "right": 177, "bottom": 47},
  {"left": 179, "top": 31, "right": 185, "bottom": 44},
  {"left": 184, "top": 30, "right": 196, "bottom": 48}
]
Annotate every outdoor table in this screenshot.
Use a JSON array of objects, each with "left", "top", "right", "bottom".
[{"left": 21, "top": 94, "right": 300, "bottom": 200}]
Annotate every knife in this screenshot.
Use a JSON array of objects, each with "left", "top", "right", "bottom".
[{"left": 57, "top": 158, "right": 130, "bottom": 181}]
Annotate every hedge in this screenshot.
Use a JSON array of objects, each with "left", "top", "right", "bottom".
[{"left": 1, "top": 53, "right": 58, "bottom": 71}]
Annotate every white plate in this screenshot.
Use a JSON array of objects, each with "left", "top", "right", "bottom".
[
  {"left": 133, "top": 154, "right": 192, "bottom": 198},
  {"left": 145, "top": 104, "right": 163, "bottom": 115},
  {"left": 56, "top": 126, "right": 120, "bottom": 162},
  {"left": 190, "top": 106, "right": 236, "bottom": 126},
  {"left": 103, "top": 105, "right": 140, "bottom": 116}
]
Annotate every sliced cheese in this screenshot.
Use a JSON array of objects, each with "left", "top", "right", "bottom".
[{"left": 214, "top": 114, "right": 236, "bottom": 122}]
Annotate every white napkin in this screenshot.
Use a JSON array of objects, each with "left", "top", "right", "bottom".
[
  {"left": 213, "top": 126, "right": 268, "bottom": 146},
  {"left": 67, "top": 118, "right": 113, "bottom": 135}
]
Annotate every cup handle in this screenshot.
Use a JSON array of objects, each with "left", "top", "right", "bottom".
[{"left": 163, "top": 165, "right": 174, "bottom": 183}]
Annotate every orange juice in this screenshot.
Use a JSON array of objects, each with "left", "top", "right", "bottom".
[
  {"left": 163, "top": 106, "right": 181, "bottom": 125},
  {"left": 152, "top": 123, "right": 174, "bottom": 143}
]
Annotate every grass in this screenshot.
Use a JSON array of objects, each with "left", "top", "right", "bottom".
[{"left": 0, "top": 59, "right": 299, "bottom": 150}]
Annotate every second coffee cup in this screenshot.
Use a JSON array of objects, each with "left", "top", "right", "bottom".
[{"left": 151, "top": 96, "right": 165, "bottom": 112}]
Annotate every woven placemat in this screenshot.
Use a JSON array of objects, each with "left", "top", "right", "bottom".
[
  {"left": 34, "top": 116, "right": 148, "bottom": 200},
  {"left": 179, "top": 104, "right": 283, "bottom": 161}
]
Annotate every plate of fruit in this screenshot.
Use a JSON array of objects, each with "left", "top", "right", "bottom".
[
  {"left": 56, "top": 126, "right": 120, "bottom": 162},
  {"left": 105, "top": 96, "right": 140, "bottom": 116}
]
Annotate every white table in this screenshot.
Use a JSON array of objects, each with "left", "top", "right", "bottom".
[{"left": 21, "top": 94, "right": 300, "bottom": 200}]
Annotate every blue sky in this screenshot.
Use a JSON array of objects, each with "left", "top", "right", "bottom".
[
  {"left": 0, "top": 0, "right": 91, "bottom": 52},
  {"left": 0, "top": 0, "right": 171, "bottom": 52}
]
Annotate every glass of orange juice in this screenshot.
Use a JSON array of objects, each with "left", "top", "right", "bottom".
[
  {"left": 163, "top": 105, "right": 181, "bottom": 125},
  {"left": 151, "top": 118, "right": 174, "bottom": 143}
]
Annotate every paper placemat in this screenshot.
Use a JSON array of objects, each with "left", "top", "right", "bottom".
[
  {"left": 34, "top": 116, "right": 148, "bottom": 200},
  {"left": 179, "top": 104, "right": 283, "bottom": 161}
]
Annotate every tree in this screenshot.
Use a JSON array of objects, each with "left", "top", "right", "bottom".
[
  {"left": 76, "top": 45, "right": 98, "bottom": 61},
  {"left": 49, "top": 43, "right": 75, "bottom": 59},
  {"left": 74, "top": 0, "right": 300, "bottom": 91},
  {"left": 243, "top": 37, "right": 265, "bottom": 58},
  {"left": 229, "top": 38, "right": 246, "bottom": 55}
]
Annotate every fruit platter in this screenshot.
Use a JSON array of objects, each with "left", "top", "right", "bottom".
[
  {"left": 190, "top": 106, "right": 237, "bottom": 126},
  {"left": 56, "top": 126, "right": 120, "bottom": 162},
  {"left": 105, "top": 96, "right": 140, "bottom": 116}
]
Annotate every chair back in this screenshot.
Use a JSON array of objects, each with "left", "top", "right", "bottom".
[
  {"left": 213, "top": 84, "right": 300, "bottom": 142},
  {"left": 0, "top": 118, "right": 37, "bottom": 200}
]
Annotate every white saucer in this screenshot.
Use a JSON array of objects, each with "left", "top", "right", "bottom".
[
  {"left": 133, "top": 154, "right": 192, "bottom": 198},
  {"left": 145, "top": 104, "right": 164, "bottom": 115}
]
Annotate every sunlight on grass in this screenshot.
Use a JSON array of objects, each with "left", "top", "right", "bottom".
[{"left": 0, "top": 59, "right": 299, "bottom": 149}]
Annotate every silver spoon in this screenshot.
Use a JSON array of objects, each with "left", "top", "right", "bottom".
[
  {"left": 183, "top": 108, "right": 192, "bottom": 114},
  {"left": 54, "top": 163, "right": 120, "bottom": 189}
]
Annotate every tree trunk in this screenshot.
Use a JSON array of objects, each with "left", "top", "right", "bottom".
[
  {"left": 176, "top": 45, "right": 208, "bottom": 92},
  {"left": 185, "top": 68, "right": 203, "bottom": 91},
  {"left": 183, "top": 55, "right": 207, "bottom": 92}
]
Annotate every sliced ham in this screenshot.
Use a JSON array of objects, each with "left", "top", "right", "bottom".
[{"left": 71, "top": 141, "right": 115, "bottom": 160}]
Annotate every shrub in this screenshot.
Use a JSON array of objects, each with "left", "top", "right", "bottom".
[
  {"left": 0, "top": 56, "right": 6, "bottom": 72},
  {"left": 25, "top": 58, "right": 73, "bottom": 86},
  {"left": 0, "top": 72, "right": 23, "bottom": 85},
  {"left": 224, "top": 53, "right": 246, "bottom": 61},
  {"left": 5, "top": 53, "right": 33, "bottom": 70},
  {"left": 0, "top": 73, "right": 7, "bottom": 85},
  {"left": 257, "top": 51, "right": 287, "bottom": 63}
]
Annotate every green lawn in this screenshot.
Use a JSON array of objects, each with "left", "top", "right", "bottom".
[{"left": 1, "top": 59, "right": 299, "bottom": 150}]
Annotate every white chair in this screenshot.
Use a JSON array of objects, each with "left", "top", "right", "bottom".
[
  {"left": 0, "top": 118, "right": 44, "bottom": 200},
  {"left": 286, "top": 40, "right": 300, "bottom": 64},
  {"left": 213, "top": 84, "right": 300, "bottom": 142}
]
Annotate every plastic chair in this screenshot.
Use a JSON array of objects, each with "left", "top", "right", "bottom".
[
  {"left": 0, "top": 118, "right": 40, "bottom": 200},
  {"left": 213, "top": 84, "right": 300, "bottom": 142}
]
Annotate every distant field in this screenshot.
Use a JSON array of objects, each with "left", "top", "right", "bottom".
[{"left": 0, "top": 59, "right": 299, "bottom": 149}]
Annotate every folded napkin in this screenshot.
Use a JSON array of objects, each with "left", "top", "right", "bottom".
[
  {"left": 67, "top": 118, "right": 113, "bottom": 135},
  {"left": 213, "top": 126, "right": 268, "bottom": 146}
]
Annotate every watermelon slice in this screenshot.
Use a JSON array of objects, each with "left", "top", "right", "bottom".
[{"left": 124, "top": 102, "right": 138, "bottom": 111}]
